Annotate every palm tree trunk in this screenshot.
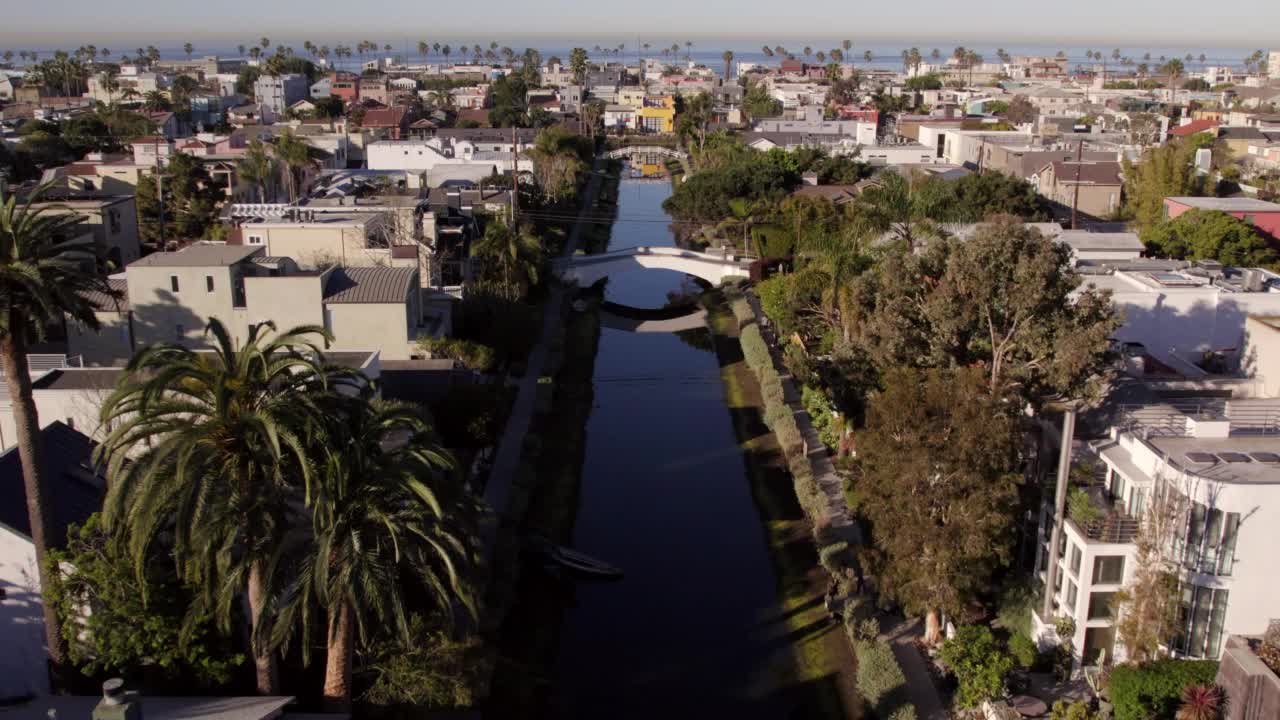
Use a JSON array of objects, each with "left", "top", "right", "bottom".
[
  {"left": 247, "top": 559, "right": 280, "bottom": 694},
  {"left": 322, "top": 602, "right": 355, "bottom": 712},
  {"left": 0, "top": 325, "right": 67, "bottom": 688},
  {"left": 924, "top": 608, "right": 943, "bottom": 645}
]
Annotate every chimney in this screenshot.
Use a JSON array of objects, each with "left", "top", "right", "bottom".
[{"left": 92, "top": 679, "right": 142, "bottom": 720}]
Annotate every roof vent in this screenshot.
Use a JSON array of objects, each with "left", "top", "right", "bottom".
[
  {"left": 1185, "top": 452, "right": 1218, "bottom": 464},
  {"left": 1249, "top": 452, "right": 1280, "bottom": 463},
  {"left": 1218, "top": 452, "right": 1252, "bottom": 463}
]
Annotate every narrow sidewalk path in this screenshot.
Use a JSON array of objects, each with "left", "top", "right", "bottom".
[
  {"left": 482, "top": 158, "right": 607, "bottom": 529},
  {"left": 882, "top": 617, "right": 949, "bottom": 720}
]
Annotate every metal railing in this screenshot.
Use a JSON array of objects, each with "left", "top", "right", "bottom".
[
  {"left": 1114, "top": 401, "right": 1280, "bottom": 436},
  {"left": 0, "top": 354, "right": 83, "bottom": 377}
]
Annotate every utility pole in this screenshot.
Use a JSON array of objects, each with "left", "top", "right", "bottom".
[
  {"left": 155, "top": 136, "right": 166, "bottom": 248},
  {"left": 510, "top": 125, "right": 519, "bottom": 226},
  {"left": 1070, "top": 140, "right": 1083, "bottom": 230}
]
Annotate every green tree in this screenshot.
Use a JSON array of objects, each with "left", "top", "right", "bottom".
[
  {"left": 237, "top": 139, "right": 277, "bottom": 203},
  {"left": 0, "top": 182, "right": 117, "bottom": 682},
  {"left": 1143, "top": 209, "right": 1278, "bottom": 267},
  {"left": 183, "top": 42, "right": 194, "bottom": 60},
  {"left": 855, "top": 367, "right": 1023, "bottom": 644},
  {"left": 274, "top": 129, "right": 316, "bottom": 203},
  {"left": 136, "top": 153, "right": 225, "bottom": 249},
  {"left": 276, "top": 388, "right": 476, "bottom": 712},
  {"left": 1122, "top": 141, "right": 1205, "bottom": 234},
  {"left": 1006, "top": 94, "right": 1039, "bottom": 124},
  {"left": 526, "top": 125, "right": 591, "bottom": 203},
  {"left": 45, "top": 514, "right": 244, "bottom": 686},
  {"left": 854, "top": 170, "right": 956, "bottom": 249},
  {"left": 676, "top": 92, "right": 715, "bottom": 157},
  {"left": 569, "top": 47, "right": 589, "bottom": 85},
  {"left": 98, "top": 320, "right": 334, "bottom": 695},
  {"left": 849, "top": 218, "right": 1120, "bottom": 404},
  {"left": 939, "top": 626, "right": 1016, "bottom": 707},
  {"left": 472, "top": 221, "right": 543, "bottom": 300}
]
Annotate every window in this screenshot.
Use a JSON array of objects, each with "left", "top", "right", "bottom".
[
  {"left": 1069, "top": 544, "right": 1082, "bottom": 576},
  {"left": 1092, "top": 556, "right": 1125, "bottom": 585},
  {"left": 170, "top": 275, "right": 180, "bottom": 292},
  {"left": 206, "top": 275, "right": 214, "bottom": 293},
  {"left": 247, "top": 234, "right": 264, "bottom": 245},
  {"left": 175, "top": 324, "right": 184, "bottom": 340},
  {"left": 1219, "top": 513, "right": 1240, "bottom": 576},
  {"left": 1183, "top": 503, "right": 1239, "bottom": 576},
  {"left": 1087, "top": 592, "right": 1116, "bottom": 620},
  {"left": 1109, "top": 471, "right": 1127, "bottom": 506},
  {"left": 1065, "top": 580, "right": 1078, "bottom": 611}
]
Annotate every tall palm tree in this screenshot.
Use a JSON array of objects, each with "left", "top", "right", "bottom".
[
  {"left": 274, "top": 130, "right": 314, "bottom": 203},
  {"left": 855, "top": 170, "right": 953, "bottom": 251},
  {"left": 722, "top": 50, "right": 734, "bottom": 79},
  {"left": 238, "top": 139, "right": 277, "bottom": 204},
  {"left": 98, "top": 320, "right": 333, "bottom": 696},
  {"left": 183, "top": 42, "right": 194, "bottom": 60},
  {"left": 0, "top": 182, "right": 116, "bottom": 685},
  {"left": 863, "top": 50, "right": 873, "bottom": 64},
  {"left": 472, "top": 221, "right": 542, "bottom": 300},
  {"left": 275, "top": 388, "right": 476, "bottom": 712}
]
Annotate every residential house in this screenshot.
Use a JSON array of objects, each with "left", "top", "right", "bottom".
[
  {"left": 358, "top": 76, "right": 391, "bottom": 106},
  {"left": 1164, "top": 197, "right": 1280, "bottom": 239},
  {"left": 450, "top": 84, "right": 489, "bottom": 109},
  {"left": 328, "top": 72, "right": 360, "bottom": 103},
  {"left": 1012, "top": 86, "right": 1088, "bottom": 115},
  {"left": 27, "top": 193, "right": 142, "bottom": 270},
  {"left": 754, "top": 116, "right": 877, "bottom": 145},
  {"left": 0, "top": 422, "right": 104, "bottom": 699},
  {"left": 66, "top": 244, "right": 444, "bottom": 364},
  {"left": 1034, "top": 391, "right": 1280, "bottom": 665},
  {"left": 361, "top": 105, "right": 413, "bottom": 140},
  {"left": 1031, "top": 160, "right": 1124, "bottom": 219},
  {"left": 637, "top": 96, "right": 676, "bottom": 133},
  {"left": 253, "top": 73, "right": 308, "bottom": 115},
  {"left": 603, "top": 104, "right": 637, "bottom": 131}
]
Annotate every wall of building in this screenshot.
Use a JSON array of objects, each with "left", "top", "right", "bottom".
[
  {"left": 66, "top": 311, "right": 134, "bottom": 367},
  {"left": 0, "top": 524, "right": 49, "bottom": 699},
  {"left": 1240, "top": 317, "right": 1280, "bottom": 396},
  {"left": 1101, "top": 287, "right": 1280, "bottom": 355},
  {"left": 243, "top": 274, "right": 326, "bottom": 332},
  {"left": 324, "top": 302, "right": 414, "bottom": 359},
  {"left": 126, "top": 265, "right": 237, "bottom": 348}
]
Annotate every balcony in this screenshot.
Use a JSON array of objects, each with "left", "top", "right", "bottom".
[{"left": 1067, "top": 476, "right": 1140, "bottom": 544}]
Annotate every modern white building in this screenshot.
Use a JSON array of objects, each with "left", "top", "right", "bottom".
[
  {"left": 366, "top": 137, "right": 533, "bottom": 177},
  {"left": 253, "top": 74, "right": 308, "bottom": 115},
  {"left": 1034, "top": 394, "right": 1280, "bottom": 665}
]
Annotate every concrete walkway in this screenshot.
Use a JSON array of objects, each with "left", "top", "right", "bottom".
[
  {"left": 882, "top": 616, "right": 949, "bottom": 720},
  {"left": 482, "top": 158, "right": 607, "bottom": 525}
]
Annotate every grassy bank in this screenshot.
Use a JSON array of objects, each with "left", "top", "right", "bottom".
[{"left": 704, "top": 290, "right": 865, "bottom": 720}]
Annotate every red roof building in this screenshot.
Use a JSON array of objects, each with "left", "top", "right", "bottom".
[{"left": 1168, "top": 119, "right": 1219, "bottom": 138}]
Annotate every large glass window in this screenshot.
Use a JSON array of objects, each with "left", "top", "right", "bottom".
[
  {"left": 1172, "top": 584, "right": 1230, "bottom": 658},
  {"left": 1087, "top": 592, "right": 1116, "bottom": 620},
  {"left": 1069, "top": 545, "right": 1082, "bottom": 576},
  {"left": 1200, "top": 509, "right": 1224, "bottom": 574},
  {"left": 1066, "top": 580, "right": 1078, "bottom": 612},
  {"left": 1092, "top": 556, "right": 1125, "bottom": 585},
  {"left": 1219, "top": 514, "right": 1239, "bottom": 576},
  {"left": 1110, "top": 471, "right": 1127, "bottom": 507},
  {"left": 1184, "top": 503, "right": 1206, "bottom": 568}
]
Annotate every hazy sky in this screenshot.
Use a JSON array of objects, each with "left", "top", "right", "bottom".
[{"left": 2, "top": 0, "right": 1277, "bottom": 48}]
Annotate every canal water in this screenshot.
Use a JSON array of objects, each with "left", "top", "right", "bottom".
[{"left": 550, "top": 180, "right": 789, "bottom": 717}]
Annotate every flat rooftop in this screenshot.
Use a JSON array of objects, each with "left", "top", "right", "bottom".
[
  {"left": 1166, "top": 196, "right": 1280, "bottom": 212},
  {"left": 1149, "top": 436, "right": 1280, "bottom": 485},
  {"left": 130, "top": 244, "right": 262, "bottom": 268}
]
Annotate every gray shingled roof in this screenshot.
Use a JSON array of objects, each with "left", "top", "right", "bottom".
[
  {"left": 323, "top": 266, "right": 416, "bottom": 304},
  {"left": 0, "top": 422, "right": 103, "bottom": 549},
  {"left": 130, "top": 244, "right": 262, "bottom": 268},
  {"left": 80, "top": 278, "right": 129, "bottom": 312}
]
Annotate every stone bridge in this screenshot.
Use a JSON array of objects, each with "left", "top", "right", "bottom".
[
  {"left": 602, "top": 145, "right": 689, "bottom": 161},
  {"left": 553, "top": 246, "right": 751, "bottom": 287}
]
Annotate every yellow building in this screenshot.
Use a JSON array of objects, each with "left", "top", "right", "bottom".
[{"left": 637, "top": 97, "right": 676, "bottom": 134}]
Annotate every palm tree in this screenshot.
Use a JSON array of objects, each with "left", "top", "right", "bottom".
[
  {"left": 863, "top": 50, "right": 873, "bottom": 64},
  {"left": 804, "top": 46, "right": 813, "bottom": 60},
  {"left": 472, "top": 221, "right": 542, "bottom": 300},
  {"left": 722, "top": 50, "right": 734, "bottom": 79},
  {"left": 843, "top": 39, "right": 852, "bottom": 55},
  {"left": 183, "top": 42, "right": 194, "bottom": 60},
  {"left": 275, "top": 388, "right": 476, "bottom": 712},
  {"left": 238, "top": 44, "right": 246, "bottom": 58},
  {"left": 260, "top": 37, "right": 270, "bottom": 50},
  {"left": 417, "top": 41, "right": 429, "bottom": 61},
  {"left": 855, "top": 170, "right": 952, "bottom": 251},
  {"left": 98, "top": 320, "right": 333, "bottom": 696},
  {"left": 238, "top": 140, "right": 277, "bottom": 202},
  {"left": 0, "top": 182, "right": 117, "bottom": 684},
  {"left": 274, "top": 130, "right": 314, "bottom": 203}
]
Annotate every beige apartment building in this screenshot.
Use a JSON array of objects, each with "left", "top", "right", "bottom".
[
  {"left": 67, "top": 244, "right": 448, "bottom": 366},
  {"left": 1030, "top": 160, "right": 1124, "bottom": 220},
  {"left": 28, "top": 194, "right": 142, "bottom": 270}
]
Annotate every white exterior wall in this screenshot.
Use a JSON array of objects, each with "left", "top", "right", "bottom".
[
  {"left": 1241, "top": 317, "right": 1280, "bottom": 397},
  {"left": 324, "top": 303, "right": 415, "bottom": 360},
  {"left": 0, "top": 524, "right": 50, "bottom": 699},
  {"left": 1096, "top": 283, "right": 1280, "bottom": 355}
]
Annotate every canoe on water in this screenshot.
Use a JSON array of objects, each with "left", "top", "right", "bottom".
[{"left": 523, "top": 536, "right": 624, "bottom": 581}]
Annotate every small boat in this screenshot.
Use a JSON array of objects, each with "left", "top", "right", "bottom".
[{"left": 523, "top": 536, "right": 623, "bottom": 581}]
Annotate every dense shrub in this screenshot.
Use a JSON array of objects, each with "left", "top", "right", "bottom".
[
  {"left": 739, "top": 323, "right": 773, "bottom": 372},
  {"left": 1009, "top": 633, "right": 1038, "bottom": 670},
  {"left": 1108, "top": 660, "right": 1218, "bottom": 720},
  {"left": 855, "top": 639, "right": 919, "bottom": 720},
  {"left": 818, "top": 541, "right": 850, "bottom": 575},
  {"left": 729, "top": 296, "right": 756, "bottom": 329},
  {"left": 938, "top": 625, "right": 1016, "bottom": 708},
  {"left": 418, "top": 336, "right": 497, "bottom": 372},
  {"left": 803, "top": 384, "right": 841, "bottom": 449}
]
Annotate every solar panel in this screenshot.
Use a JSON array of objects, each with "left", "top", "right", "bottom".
[
  {"left": 1249, "top": 452, "right": 1280, "bottom": 464},
  {"left": 1219, "top": 452, "right": 1253, "bottom": 463},
  {"left": 1185, "top": 452, "right": 1218, "bottom": 464}
]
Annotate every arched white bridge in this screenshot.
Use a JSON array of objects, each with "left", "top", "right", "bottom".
[
  {"left": 553, "top": 246, "right": 751, "bottom": 287},
  {"left": 599, "top": 307, "right": 709, "bottom": 333},
  {"left": 602, "top": 146, "right": 689, "bottom": 161}
]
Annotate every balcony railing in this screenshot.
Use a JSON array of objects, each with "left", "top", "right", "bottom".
[{"left": 0, "top": 354, "right": 84, "bottom": 377}]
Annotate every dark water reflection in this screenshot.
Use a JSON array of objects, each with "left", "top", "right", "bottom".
[{"left": 551, "top": 181, "right": 787, "bottom": 718}]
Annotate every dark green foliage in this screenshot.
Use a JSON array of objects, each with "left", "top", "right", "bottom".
[
  {"left": 938, "top": 625, "right": 1016, "bottom": 708},
  {"left": 487, "top": 74, "right": 530, "bottom": 128},
  {"left": 418, "top": 336, "right": 497, "bottom": 372},
  {"left": 663, "top": 148, "right": 801, "bottom": 221},
  {"left": 359, "top": 615, "right": 486, "bottom": 714},
  {"left": 1107, "top": 660, "right": 1219, "bottom": 720},
  {"left": 855, "top": 639, "right": 919, "bottom": 720},
  {"left": 454, "top": 292, "right": 539, "bottom": 366},
  {"left": 1009, "top": 633, "right": 1038, "bottom": 670},
  {"left": 45, "top": 514, "right": 245, "bottom": 686},
  {"left": 1142, "top": 209, "right": 1278, "bottom": 268},
  {"left": 428, "top": 385, "right": 511, "bottom": 451},
  {"left": 948, "top": 172, "right": 1051, "bottom": 221},
  {"left": 905, "top": 73, "right": 943, "bottom": 90},
  {"left": 135, "top": 153, "right": 225, "bottom": 248}
]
